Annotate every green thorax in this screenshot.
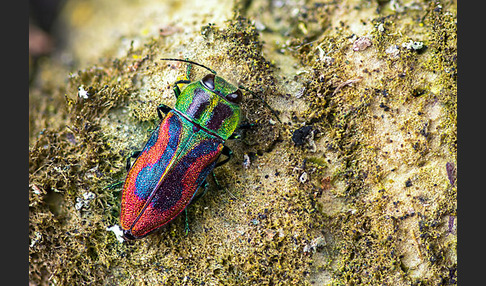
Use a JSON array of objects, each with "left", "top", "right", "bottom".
[{"left": 174, "top": 76, "right": 241, "bottom": 140}]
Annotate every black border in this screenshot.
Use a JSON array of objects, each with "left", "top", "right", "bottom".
[{"left": 457, "top": 1, "right": 480, "bottom": 285}]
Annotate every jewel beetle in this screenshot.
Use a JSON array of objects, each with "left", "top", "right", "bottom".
[{"left": 120, "top": 58, "right": 255, "bottom": 240}]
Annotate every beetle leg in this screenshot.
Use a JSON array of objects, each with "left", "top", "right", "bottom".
[
  {"left": 103, "top": 181, "right": 124, "bottom": 190},
  {"left": 238, "top": 123, "right": 256, "bottom": 129},
  {"left": 183, "top": 180, "right": 209, "bottom": 235},
  {"left": 184, "top": 208, "right": 190, "bottom": 235},
  {"left": 211, "top": 171, "right": 240, "bottom": 200},
  {"left": 228, "top": 133, "right": 240, "bottom": 140},
  {"left": 228, "top": 123, "right": 255, "bottom": 140},
  {"left": 192, "top": 180, "right": 209, "bottom": 201},
  {"left": 184, "top": 58, "right": 192, "bottom": 80},
  {"left": 172, "top": 59, "right": 193, "bottom": 99},
  {"left": 211, "top": 172, "right": 222, "bottom": 190},
  {"left": 126, "top": 150, "right": 142, "bottom": 171},
  {"left": 157, "top": 104, "right": 172, "bottom": 119},
  {"left": 172, "top": 80, "right": 191, "bottom": 98},
  {"left": 215, "top": 146, "right": 233, "bottom": 168}
]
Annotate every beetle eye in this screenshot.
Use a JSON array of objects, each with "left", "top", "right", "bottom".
[
  {"left": 226, "top": 89, "right": 242, "bottom": 103},
  {"left": 201, "top": 74, "right": 215, "bottom": 90}
]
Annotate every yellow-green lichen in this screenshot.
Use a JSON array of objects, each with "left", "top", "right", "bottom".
[{"left": 29, "top": 0, "right": 456, "bottom": 285}]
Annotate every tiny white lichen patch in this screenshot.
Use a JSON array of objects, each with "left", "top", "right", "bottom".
[
  {"left": 402, "top": 40, "right": 423, "bottom": 50},
  {"left": 107, "top": 225, "right": 125, "bottom": 243},
  {"left": 385, "top": 44, "right": 400, "bottom": 58},
  {"left": 78, "top": 85, "right": 89, "bottom": 99},
  {"left": 75, "top": 191, "right": 96, "bottom": 210}
]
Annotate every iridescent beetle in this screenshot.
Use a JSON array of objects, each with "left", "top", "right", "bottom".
[{"left": 120, "top": 59, "right": 254, "bottom": 239}]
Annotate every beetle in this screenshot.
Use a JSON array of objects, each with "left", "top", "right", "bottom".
[{"left": 119, "top": 58, "right": 252, "bottom": 240}]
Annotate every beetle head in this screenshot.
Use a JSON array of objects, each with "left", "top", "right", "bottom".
[{"left": 201, "top": 74, "right": 242, "bottom": 104}]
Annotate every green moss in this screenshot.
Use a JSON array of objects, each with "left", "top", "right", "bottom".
[{"left": 30, "top": 0, "right": 456, "bottom": 285}]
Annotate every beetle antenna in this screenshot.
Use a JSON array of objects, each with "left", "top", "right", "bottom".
[
  {"left": 238, "top": 85, "right": 281, "bottom": 123},
  {"left": 160, "top": 58, "right": 217, "bottom": 74}
]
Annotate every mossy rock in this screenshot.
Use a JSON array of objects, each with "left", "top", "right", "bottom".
[{"left": 29, "top": 0, "right": 456, "bottom": 285}]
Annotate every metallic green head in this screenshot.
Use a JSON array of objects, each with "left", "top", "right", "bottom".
[{"left": 174, "top": 74, "right": 242, "bottom": 140}]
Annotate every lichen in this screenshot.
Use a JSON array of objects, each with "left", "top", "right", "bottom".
[{"left": 29, "top": 0, "right": 456, "bottom": 285}]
